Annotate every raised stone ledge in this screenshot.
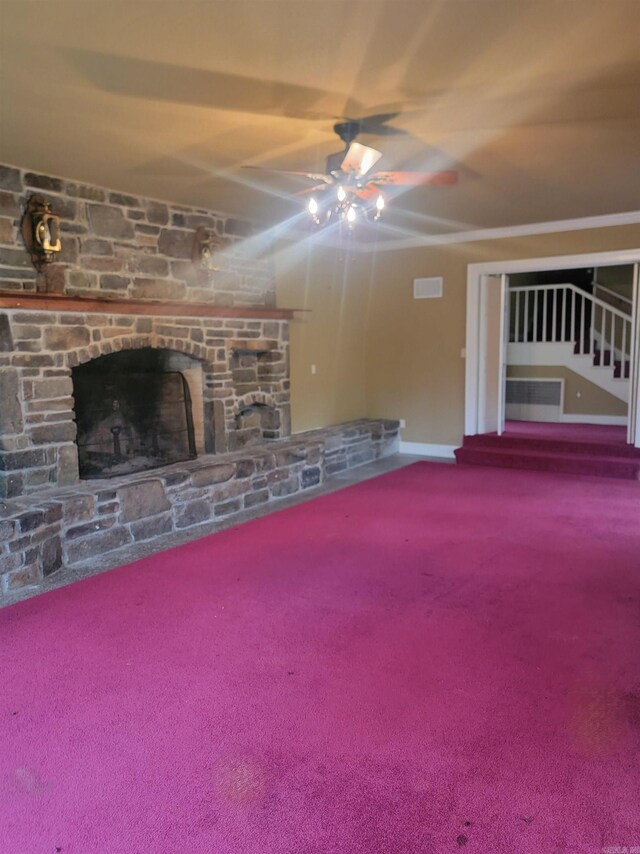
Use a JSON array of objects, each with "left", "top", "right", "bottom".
[{"left": 0, "top": 419, "right": 399, "bottom": 601}]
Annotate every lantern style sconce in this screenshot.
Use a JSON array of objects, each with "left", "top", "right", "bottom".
[
  {"left": 191, "top": 226, "right": 219, "bottom": 272},
  {"left": 21, "top": 195, "right": 62, "bottom": 269}
]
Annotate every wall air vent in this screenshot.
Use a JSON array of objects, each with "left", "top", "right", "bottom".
[
  {"left": 413, "top": 277, "right": 443, "bottom": 299},
  {"left": 505, "top": 378, "right": 564, "bottom": 422}
]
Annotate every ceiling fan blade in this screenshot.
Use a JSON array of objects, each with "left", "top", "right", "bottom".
[
  {"left": 340, "top": 142, "right": 383, "bottom": 178},
  {"left": 368, "top": 170, "right": 458, "bottom": 187},
  {"left": 294, "top": 185, "right": 329, "bottom": 196},
  {"left": 243, "top": 165, "right": 332, "bottom": 184},
  {"left": 351, "top": 184, "right": 381, "bottom": 201}
]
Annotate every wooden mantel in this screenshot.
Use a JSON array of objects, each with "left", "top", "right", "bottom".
[{"left": 0, "top": 290, "right": 303, "bottom": 320}]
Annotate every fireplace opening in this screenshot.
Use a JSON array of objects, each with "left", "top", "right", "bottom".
[{"left": 72, "top": 348, "right": 198, "bottom": 479}]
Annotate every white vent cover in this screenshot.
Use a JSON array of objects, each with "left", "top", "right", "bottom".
[
  {"left": 506, "top": 379, "right": 562, "bottom": 406},
  {"left": 413, "top": 276, "right": 443, "bottom": 299},
  {"left": 505, "top": 378, "right": 564, "bottom": 422}
]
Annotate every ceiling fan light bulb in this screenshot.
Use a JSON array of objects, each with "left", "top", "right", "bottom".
[
  {"left": 308, "top": 197, "right": 318, "bottom": 216},
  {"left": 376, "top": 194, "right": 385, "bottom": 211},
  {"left": 337, "top": 185, "right": 346, "bottom": 202},
  {"left": 346, "top": 205, "right": 357, "bottom": 224}
]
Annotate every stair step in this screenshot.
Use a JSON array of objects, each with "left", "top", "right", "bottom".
[
  {"left": 463, "top": 433, "right": 640, "bottom": 459},
  {"left": 455, "top": 446, "right": 640, "bottom": 480},
  {"left": 571, "top": 343, "right": 631, "bottom": 376},
  {"left": 614, "top": 360, "right": 631, "bottom": 379}
]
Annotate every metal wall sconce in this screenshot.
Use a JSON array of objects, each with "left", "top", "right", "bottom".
[
  {"left": 191, "top": 227, "right": 220, "bottom": 272},
  {"left": 21, "top": 195, "right": 62, "bottom": 269}
]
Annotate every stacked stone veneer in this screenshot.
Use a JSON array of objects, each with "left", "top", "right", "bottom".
[
  {"left": 0, "top": 419, "right": 399, "bottom": 600},
  {"left": 0, "top": 311, "right": 290, "bottom": 498},
  {"left": 0, "top": 161, "right": 287, "bottom": 499},
  {"left": 0, "top": 164, "right": 273, "bottom": 305}
]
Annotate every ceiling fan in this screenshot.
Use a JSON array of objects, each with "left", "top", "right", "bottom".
[{"left": 245, "top": 114, "right": 458, "bottom": 226}]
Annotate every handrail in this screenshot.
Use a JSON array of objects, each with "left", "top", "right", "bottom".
[
  {"left": 511, "top": 283, "right": 630, "bottom": 322},
  {"left": 509, "top": 282, "right": 632, "bottom": 362},
  {"left": 593, "top": 281, "right": 633, "bottom": 307}
]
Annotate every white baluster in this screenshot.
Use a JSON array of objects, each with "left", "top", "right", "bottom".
[
  {"left": 561, "top": 288, "right": 567, "bottom": 342},
  {"left": 572, "top": 290, "right": 577, "bottom": 349},
  {"left": 611, "top": 312, "right": 615, "bottom": 368}
]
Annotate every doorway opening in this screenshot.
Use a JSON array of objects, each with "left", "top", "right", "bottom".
[
  {"left": 506, "top": 264, "right": 631, "bottom": 432},
  {"left": 465, "top": 249, "right": 640, "bottom": 447}
]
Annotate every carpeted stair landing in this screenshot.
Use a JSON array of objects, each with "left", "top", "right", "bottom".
[{"left": 455, "top": 424, "right": 640, "bottom": 480}]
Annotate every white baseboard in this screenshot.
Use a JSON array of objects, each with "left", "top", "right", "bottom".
[
  {"left": 561, "top": 414, "right": 628, "bottom": 426},
  {"left": 399, "top": 441, "right": 457, "bottom": 459}
]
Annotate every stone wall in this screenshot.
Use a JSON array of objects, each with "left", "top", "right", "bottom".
[
  {"left": 0, "top": 310, "right": 289, "bottom": 498},
  {"left": 0, "top": 162, "right": 289, "bottom": 499},
  {"left": 0, "top": 419, "right": 400, "bottom": 601},
  {"left": 0, "top": 163, "right": 274, "bottom": 305}
]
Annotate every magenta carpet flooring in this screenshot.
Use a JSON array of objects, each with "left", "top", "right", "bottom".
[
  {"left": 501, "top": 420, "right": 629, "bottom": 445},
  {"left": 2, "top": 462, "right": 640, "bottom": 853}
]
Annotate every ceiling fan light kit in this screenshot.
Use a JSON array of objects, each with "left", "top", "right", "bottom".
[
  {"left": 245, "top": 116, "right": 458, "bottom": 230},
  {"left": 307, "top": 184, "right": 384, "bottom": 228}
]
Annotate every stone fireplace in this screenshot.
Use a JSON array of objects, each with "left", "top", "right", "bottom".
[
  {"left": 0, "top": 308, "right": 291, "bottom": 499},
  {"left": 0, "top": 164, "right": 399, "bottom": 600}
]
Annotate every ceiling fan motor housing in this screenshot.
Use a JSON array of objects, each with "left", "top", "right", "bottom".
[{"left": 333, "top": 121, "right": 362, "bottom": 147}]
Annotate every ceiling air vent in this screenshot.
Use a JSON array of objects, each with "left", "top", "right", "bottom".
[{"left": 413, "top": 277, "right": 443, "bottom": 299}]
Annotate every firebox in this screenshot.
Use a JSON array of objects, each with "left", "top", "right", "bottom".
[{"left": 72, "top": 349, "right": 198, "bottom": 479}]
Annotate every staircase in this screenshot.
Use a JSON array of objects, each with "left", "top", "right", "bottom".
[
  {"left": 455, "top": 424, "right": 640, "bottom": 480},
  {"left": 507, "top": 282, "right": 631, "bottom": 402}
]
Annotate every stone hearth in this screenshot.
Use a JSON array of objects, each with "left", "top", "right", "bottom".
[{"left": 0, "top": 419, "right": 399, "bottom": 600}]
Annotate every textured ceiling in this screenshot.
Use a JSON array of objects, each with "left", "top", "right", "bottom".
[{"left": 1, "top": 0, "right": 639, "bottom": 242}]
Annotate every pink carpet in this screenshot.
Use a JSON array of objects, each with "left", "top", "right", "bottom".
[
  {"left": 2, "top": 462, "right": 640, "bottom": 853},
  {"left": 502, "top": 420, "right": 628, "bottom": 445},
  {"left": 456, "top": 422, "right": 640, "bottom": 479}
]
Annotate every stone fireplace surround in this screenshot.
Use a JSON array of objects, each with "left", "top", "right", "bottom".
[
  {"left": 0, "top": 305, "right": 291, "bottom": 498},
  {"left": 0, "top": 164, "right": 400, "bottom": 600}
]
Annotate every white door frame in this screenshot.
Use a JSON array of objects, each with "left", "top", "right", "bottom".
[
  {"left": 465, "top": 248, "right": 640, "bottom": 443},
  {"left": 477, "top": 273, "right": 509, "bottom": 435}
]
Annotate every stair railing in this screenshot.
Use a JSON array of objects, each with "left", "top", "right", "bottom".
[
  {"left": 592, "top": 280, "right": 633, "bottom": 310},
  {"left": 509, "top": 283, "right": 632, "bottom": 368}
]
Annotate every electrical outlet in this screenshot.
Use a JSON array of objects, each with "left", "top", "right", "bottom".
[{"left": 399, "top": 419, "right": 406, "bottom": 429}]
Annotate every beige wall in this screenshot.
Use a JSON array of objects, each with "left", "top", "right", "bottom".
[
  {"left": 275, "top": 241, "right": 371, "bottom": 432},
  {"left": 276, "top": 224, "right": 640, "bottom": 442}
]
